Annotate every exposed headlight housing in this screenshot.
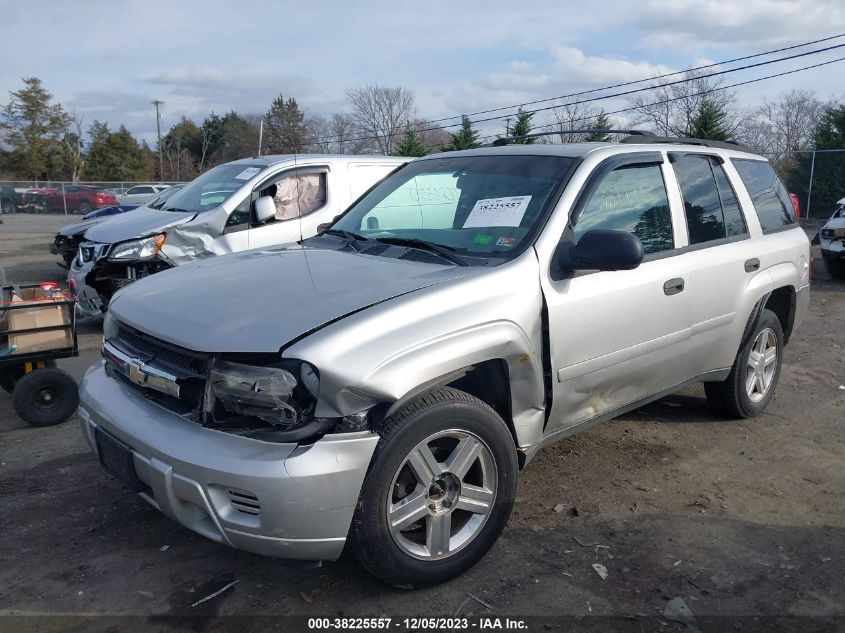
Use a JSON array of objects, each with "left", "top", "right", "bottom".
[
  {"left": 109, "top": 233, "right": 166, "bottom": 260},
  {"left": 102, "top": 311, "right": 118, "bottom": 342},
  {"left": 207, "top": 359, "right": 319, "bottom": 430}
]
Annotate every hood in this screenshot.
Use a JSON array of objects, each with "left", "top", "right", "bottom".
[
  {"left": 59, "top": 217, "right": 104, "bottom": 237},
  {"left": 824, "top": 216, "right": 845, "bottom": 230},
  {"left": 110, "top": 245, "right": 477, "bottom": 353},
  {"left": 83, "top": 207, "right": 195, "bottom": 244}
]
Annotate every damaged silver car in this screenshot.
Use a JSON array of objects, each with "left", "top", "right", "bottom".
[
  {"left": 80, "top": 135, "right": 810, "bottom": 586},
  {"left": 69, "top": 155, "right": 407, "bottom": 315}
]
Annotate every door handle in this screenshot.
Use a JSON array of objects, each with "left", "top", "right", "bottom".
[
  {"left": 663, "top": 278, "right": 685, "bottom": 296},
  {"left": 745, "top": 258, "right": 760, "bottom": 272}
]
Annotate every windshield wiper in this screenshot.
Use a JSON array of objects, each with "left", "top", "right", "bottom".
[
  {"left": 319, "top": 228, "right": 368, "bottom": 251},
  {"left": 373, "top": 236, "right": 468, "bottom": 266},
  {"left": 161, "top": 207, "right": 191, "bottom": 213}
]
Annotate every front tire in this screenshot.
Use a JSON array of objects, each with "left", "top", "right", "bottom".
[
  {"left": 704, "top": 308, "right": 784, "bottom": 418},
  {"left": 350, "top": 388, "right": 518, "bottom": 587}
]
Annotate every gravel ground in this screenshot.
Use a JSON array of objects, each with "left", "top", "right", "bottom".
[{"left": 0, "top": 214, "right": 842, "bottom": 632}]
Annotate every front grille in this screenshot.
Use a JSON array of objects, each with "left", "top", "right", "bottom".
[
  {"left": 114, "top": 325, "right": 208, "bottom": 376},
  {"left": 79, "top": 242, "right": 109, "bottom": 263},
  {"left": 228, "top": 489, "right": 261, "bottom": 516}
]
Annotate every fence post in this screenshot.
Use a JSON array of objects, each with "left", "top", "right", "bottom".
[
  {"left": 62, "top": 183, "right": 68, "bottom": 216},
  {"left": 806, "top": 150, "right": 816, "bottom": 220}
]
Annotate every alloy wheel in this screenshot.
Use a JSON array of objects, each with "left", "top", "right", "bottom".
[
  {"left": 746, "top": 327, "right": 778, "bottom": 403},
  {"left": 387, "top": 429, "right": 497, "bottom": 560}
]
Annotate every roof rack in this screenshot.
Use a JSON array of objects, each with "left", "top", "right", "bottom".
[
  {"left": 618, "top": 133, "right": 751, "bottom": 152},
  {"left": 490, "top": 130, "right": 651, "bottom": 146},
  {"left": 488, "top": 129, "right": 752, "bottom": 152}
]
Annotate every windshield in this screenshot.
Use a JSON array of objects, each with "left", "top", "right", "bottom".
[
  {"left": 145, "top": 186, "right": 182, "bottom": 209},
  {"left": 329, "top": 154, "right": 575, "bottom": 262},
  {"left": 160, "top": 163, "right": 264, "bottom": 213}
]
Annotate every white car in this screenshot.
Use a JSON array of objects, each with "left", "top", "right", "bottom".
[
  {"left": 819, "top": 196, "right": 845, "bottom": 279},
  {"left": 117, "top": 184, "right": 170, "bottom": 206}
]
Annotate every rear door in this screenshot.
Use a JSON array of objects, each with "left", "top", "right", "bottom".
[
  {"left": 544, "top": 153, "right": 694, "bottom": 433},
  {"left": 668, "top": 153, "right": 766, "bottom": 375}
]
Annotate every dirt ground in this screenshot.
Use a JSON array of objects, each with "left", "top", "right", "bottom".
[{"left": 0, "top": 214, "right": 842, "bottom": 632}]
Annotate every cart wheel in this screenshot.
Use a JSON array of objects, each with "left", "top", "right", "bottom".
[
  {"left": 0, "top": 360, "right": 56, "bottom": 395},
  {"left": 12, "top": 368, "right": 79, "bottom": 427}
]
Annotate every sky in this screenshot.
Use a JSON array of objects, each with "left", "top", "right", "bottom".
[{"left": 2, "top": 0, "right": 845, "bottom": 145}]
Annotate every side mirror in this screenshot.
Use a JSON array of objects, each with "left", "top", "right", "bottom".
[
  {"left": 557, "top": 229, "right": 644, "bottom": 272},
  {"left": 254, "top": 196, "right": 276, "bottom": 224}
]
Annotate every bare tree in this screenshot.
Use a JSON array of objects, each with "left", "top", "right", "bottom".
[
  {"left": 63, "top": 113, "right": 85, "bottom": 182},
  {"left": 737, "top": 89, "right": 824, "bottom": 162},
  {"left": 305, "top": 114, "right": 333, "bottom": 153},
  {"left": 548, "top": 99, "right": 599, "bottom": 143},
  {"left": 628, "top": 70, "right": 740, "bottom": 137},
  {"left": 330, "top": 113, "right": 357, "bottom": 154},
  {"left": 345, "top": 85, "right": 415, "bottom": 155},
  {"left": 416, "top": 121, "right": 451, "bottom": 152}
]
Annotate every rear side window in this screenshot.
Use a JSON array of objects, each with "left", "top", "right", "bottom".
[
  {"left": 671, "top": 154, "right": 747, "bottom": 245},
  {"left": 731, "top": 159, "right": 796, "bottom": 232}
]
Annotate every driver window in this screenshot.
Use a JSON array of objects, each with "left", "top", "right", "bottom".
[
  {"left": 575, "top": 164, "right": 674, "bottom": 255},
  {"left": 262, "top": 172, "right": 327, "bottom": 222}
]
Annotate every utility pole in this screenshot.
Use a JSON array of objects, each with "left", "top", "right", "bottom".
[
  {"left": 258, "top": 119, "right": 264, "bottom": 156},
  {"left": 152, "top": 100, "right": 164, "bottom": 182}
]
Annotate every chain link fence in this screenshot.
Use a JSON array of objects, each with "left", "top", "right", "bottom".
[
  {"left": 765, "top": 149, "right": 845, "bottom": 222},
  {"left": 0, "top": 180, "right": 186, "bottom": 215}
]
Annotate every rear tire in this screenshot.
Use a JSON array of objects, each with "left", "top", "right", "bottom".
[
  {"left": 12, "top": 367, "right": 79, "bottom": 426},
  {"left": 350, "top": 387, "right": 518, "bottom": 588},
  {"left": 78, "top": 200, "right": 92, "bottom": 214},
  {"left": 704, "top": 309, "right": 783, "bottom": 418}
]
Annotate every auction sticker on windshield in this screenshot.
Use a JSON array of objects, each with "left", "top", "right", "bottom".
[
  {"left": 234, "top": 167, "right": 261, "bottom": 180},
  {"left": 462, "top": 196, "right": 531, "bottom": 228}
]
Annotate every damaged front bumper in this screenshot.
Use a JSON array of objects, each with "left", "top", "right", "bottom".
[{"left": 79, "top": 363, "right": 379, "bottom": 560}]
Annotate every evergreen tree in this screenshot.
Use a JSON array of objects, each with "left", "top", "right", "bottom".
[
  {"left": 786, "top": 103, "right": 845, "bottom": 217},
  {"left": 0, "top": 77, "right": 70, "bottom": 179},
  {"left": 585, "top": 111, "right": 613, "bottom": 141},
  {"left": 447, "top": 115, "right": 480, "bottom": 151},
  {"left": 510, "top": 107, "right": 535, "bottom": 144},
  {"left": 214, "top": 111, "right": 260, "bottom": 164},
  {"left": 688, "top": 99, "right": 731, "bottom": 141},
  {"left": 199, "top": 112, "right": 224, "bottom": 169},
  {"left": 83, "top": 122, "right": 151, "bottom": 181},
  {"left": 395, "top": 125, "right": 427, "bottom": 157},
  {"left": 264, "top": 95, "right": 307, "bottom": 153}
]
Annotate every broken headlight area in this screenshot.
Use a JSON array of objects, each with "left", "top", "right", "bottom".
[
  {"left": 88, "top": 258, "right": 173, "bottom": 305},
  {"left": 202, "top": 358, "right": 322, "bottom": 439}
]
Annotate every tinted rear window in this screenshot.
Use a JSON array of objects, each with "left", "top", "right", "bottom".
[{"left": 731, "top": 159, "right": 796, "bottom": 232}]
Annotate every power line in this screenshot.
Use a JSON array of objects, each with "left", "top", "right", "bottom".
[
  {"left": 309, "top": 39, "right": 845, "bottom": 147},
  {"left": 419, "top": 32, "right": 845, "bottom": 126},
  {"left": 520, "top": 55, "right": 845, "bottom": 137}
]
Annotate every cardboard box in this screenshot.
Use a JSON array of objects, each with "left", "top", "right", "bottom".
[{"left": 2, "top": 287, "right": 72, "bottom": 354}]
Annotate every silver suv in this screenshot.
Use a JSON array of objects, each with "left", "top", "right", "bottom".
[{"left": 79, "top": 135, "right": 810, "bottom": 587}]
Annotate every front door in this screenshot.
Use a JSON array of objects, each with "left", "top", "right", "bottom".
[
  {"left": 543, "top": 156, "right": 693, "bottom": 434},
  {"left": 248, "top": 168, "right": 332, "bottom": 249}
]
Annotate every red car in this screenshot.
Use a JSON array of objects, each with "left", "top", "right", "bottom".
[{"left": 32, "top": 185, "right": 117, "bottom": 213}]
